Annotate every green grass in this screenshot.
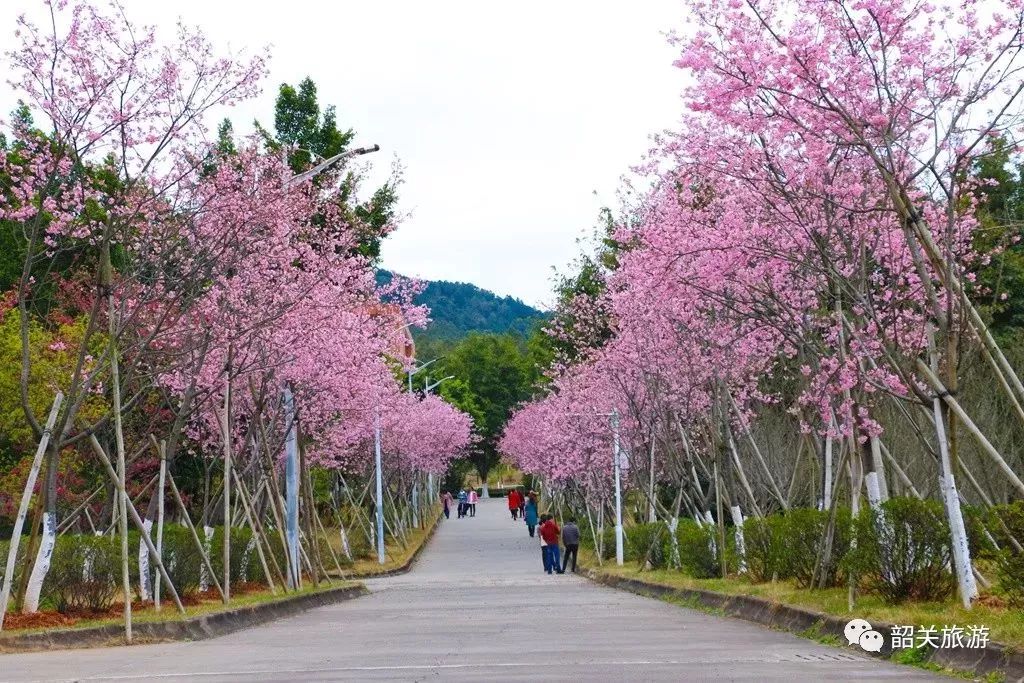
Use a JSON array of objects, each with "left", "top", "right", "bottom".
[{"left": 323, "top": 505, "right": 441, "bottom": 577}]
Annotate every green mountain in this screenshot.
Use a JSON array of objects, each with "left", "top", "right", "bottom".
[{"left": 377, "top": 271, "right": 545, "bottom": 347}]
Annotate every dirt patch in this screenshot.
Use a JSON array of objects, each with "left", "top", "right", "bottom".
[{"left": 2, "top": 611, "right": 78, "bottom": 630}]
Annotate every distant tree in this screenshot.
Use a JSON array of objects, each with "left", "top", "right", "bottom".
[
  {"left": 436, "top": 333, "right": 534, "bottom": 489},
  {"left": 254, "top": 77, "right": 398, "bottom": 261}
]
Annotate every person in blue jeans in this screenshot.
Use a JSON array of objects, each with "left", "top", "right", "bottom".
[
  {"left": 539, "top": 515, "right": 563, "bottom": 574},
  {"left": 456, "top": 489, "right": 468, "bottom": 518}
]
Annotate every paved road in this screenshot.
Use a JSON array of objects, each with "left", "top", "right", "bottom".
[{"left": 0, "top": 498, "right": 940, "bottom": 682}]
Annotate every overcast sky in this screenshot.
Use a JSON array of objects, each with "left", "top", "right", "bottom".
[{"left": 0, "top": 1, "right": 684, "bottom": 308}]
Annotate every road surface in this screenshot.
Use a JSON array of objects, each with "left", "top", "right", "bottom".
[{"left": 0, "top": 498, "right": 941, "bottom": 682}]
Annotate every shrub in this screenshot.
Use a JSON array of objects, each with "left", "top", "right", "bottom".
[
  {"left": 846, "top": 497, "right": 954, "bottom": 604},
  {"left": 209, "top": 526, "right": 254, "bottom": 584},
  {"left": 782, "top": 508, "right": 851, "bottom": 588},
  {"left": 43, "top": 535, "right": 121, "bottom": 613},
  {"left": 986, "top": 502, "right": 1024, "bottom": 607},
  {"left": 626, "top": 522, "right": 669, "bottom": 569},
  {"left": 675, "top": 519, "right": 722, "bottom": 578},
  {"left": 742, "top": 515, "right": 787, "bottom": 582},
  {"left": 160, "top": 525, "right": 203, "bottom": 597}
]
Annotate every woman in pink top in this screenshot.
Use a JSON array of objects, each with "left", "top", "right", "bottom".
[{"left": 467, "top": 488, "right": 479, "bottom": 517}]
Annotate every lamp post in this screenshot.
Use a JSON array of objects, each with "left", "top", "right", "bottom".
[
  {"left": 424, "top": 376, "right": 454, "bottom": 394},
  {"left": 374, "top": 411, "right": 385, "bottom": 565},
  {"left": 611, "top": 409, "right": 624, "bottom": 566},
  {"left": 407, "top": 358, "right": 440, "bottom": 394},
  {"left": 285, "top": 144, "right": 380, "bottom": 188},
  {"left": 567, "top": 409, "right": 626, "bottom": 566}
]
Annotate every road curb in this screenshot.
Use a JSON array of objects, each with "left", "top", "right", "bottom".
[
  {"left": 0, "top": 583, "right": 368, "bottom": 654},
  {"left": 584, "top": 568, "right": 1024, "bottom": 682}
]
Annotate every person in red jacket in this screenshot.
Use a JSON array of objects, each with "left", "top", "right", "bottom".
[
  {"left": 507, "top": 488, "right": 522, "bottom": 520},
  {"left": 539, "top": 515, "right": 563, "bottom": 574}
]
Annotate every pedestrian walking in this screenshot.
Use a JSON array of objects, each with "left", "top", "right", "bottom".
[
  {"left": 524, "top": 492, "right": 539, "bottom": 537},
  {"left": 467, "top": 488, "right": 479, "bottom": 517},
  {"left": 561, "top": 517, "right": 580, "bottom": 573},
  {"left": 507, "top": 488, "right": 522, "bottom": 520},
  {"left": 442, "top": 491, "right": 454, "bottom": 519},
  {"left": 538, "top": 513, "right": 551, "bottom": 572},
  {"left": 539, "top": 515, "right": 563, "bottom": 574},
  {"left": 457, "top": 489, "right": 468, "bottom": 518}
]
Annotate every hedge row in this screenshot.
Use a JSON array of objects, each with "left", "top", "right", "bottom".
[{"left": 585, "top": 497, "right": 1024, "bottom": 606}]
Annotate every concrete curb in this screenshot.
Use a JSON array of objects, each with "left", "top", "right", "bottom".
[
  {"left": 585, "top": 569, "right": 1024, "bottom": 682},
  {"left": 0, "top": 583, "right": 368, "bottom": 654},
  {"left": 341, "top": 509, "right": 443, "bottom": 580}
]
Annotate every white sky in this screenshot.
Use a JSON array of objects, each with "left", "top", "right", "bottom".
[{"left": 0, "top": 1, "right": 684, "bottom": 308}]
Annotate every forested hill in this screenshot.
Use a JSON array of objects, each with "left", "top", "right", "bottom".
[{"left": 376, "top": 271, "right": 545, "bottom": 342}]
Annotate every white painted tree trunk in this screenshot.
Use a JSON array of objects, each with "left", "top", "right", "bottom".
[
  {"left": 822, "top": 435, "right": 833, "bottom": 511},
  {"left": 23, "top": 512, "right": 56, "bottom": 613},
  {"left": 137, "top": 518, "right": 154, "bottom": 601},
  {"left": 934, "top": 394, "right": 979, "bottom": 607},
  {"left": 199, "top": 526, "right": 214, "bottom": 592},
  {"left": 730, "top": 506, "right": 746, "bottom": 573},
  {"left": 154, "top": 452, "right": 166, "bottom": 610},
  {"left": 668, "top": 517, "right": 680, "bottom": 569},
  {"left": 869, "top": 437, "right": 889, "bottom": 502},
  {"left": 339, "top": 523, "right": 352, "bottom": 562},
  {"left": 703, "top": 510, "right": 717, "bottom": 559},
  {"left": 0, "top": 393, "right": 62, "bottom": 629}
]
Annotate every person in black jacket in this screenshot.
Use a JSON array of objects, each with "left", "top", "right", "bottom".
[{"left": 561, "top": 517, "right": 581, "bottom": 573}]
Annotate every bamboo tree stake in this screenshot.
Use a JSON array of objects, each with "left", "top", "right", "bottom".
[
  {"left": 923, "top": 330, "right": 978, "bottom": 608},
  {"left": 726, "top": 391, "right": 788, "bottom": 509},
  {"left": 221, "top": 349, "right": 233, "bottom": 602},
  {"left": 915, "top": 358, "right": 1024, "bottom": 497},
  {"left": 101, "top": 242, "right": 133, "bottom": 642},
  {"left": 255, "top": 417, "right": 297, "bottom": 588},
  {"left": 0, "top": 393, "right": 62, "bottom": 631},
  {"left": 726, "top": 430, "right": 763, "bottom": 517},
  {"left": 154, "top": 441, "right": 167, "bottom": 611},
  {"left": 164, "top": 465, "right": 226, "bottom": 602},
  {"left": 238, "top": 478, "right": 288, "bottom": 591},
  {"left": 88, "top": 435, "right": 185, "bottom": 615},
  {"left": 231, "top": 468, "right": 277, "bottom": 594},
  {"left": 312, "top": 500, "right": 345, "bottom": 579},
  {"left": 877, "top": 440, "right": 921, "bottom": 499}
]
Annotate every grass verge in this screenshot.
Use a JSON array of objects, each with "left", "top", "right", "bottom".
[{"left": 581, "top": 551, "right": 1024, "bottom": 651}]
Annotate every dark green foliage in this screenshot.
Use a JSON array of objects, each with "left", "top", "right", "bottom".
[
  {"left": 376, "top": 271, "right": 545, "bottom": 343},
  {"left": 846, "top": 498, "right": 955, "bottom": 604},
  {"left": 736, "top": 509, "right": 849, "bottom": 587},
  {"left": 433, "top": 333, "right": 538, "bottom": 482},
  {"left": 969, "top": 137, "right": 1024, "bottom": 339},
  {"left": 161, "top": 524, "right": 204, "bottom": 598},
  {"left": 742, "top": 516, "right": 788, "bottom": 582},
  {"left": 209, "top": 526, "right": 254, "bottom": 584},
  {"left": 787, "top": 508, "right": 851, "bottom": 588},
  {"left": 675, "top": 519, "right": 722, "bottom": 578},
  {"left": 270, "top": 78, "right": 354, "bottom": 174},
  {"left": 986, "top": 501, "right": 1024, "bottom": 607},
  {"left": 625, "top": 522, "right": 669, "bottom": 569},
  {"left": 43, "top": 535, "right": 121, "bottom": 613}
]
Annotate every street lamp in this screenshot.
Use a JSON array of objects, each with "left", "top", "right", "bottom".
[
  {"left": 424, "top": 376, "right": 454, "bottom": 394},
  {"left": 407, "top": 358, "right": 440, "bottom": 395},
  {"left": 285, "top": 144, "right": 380, "bottom": 188}
]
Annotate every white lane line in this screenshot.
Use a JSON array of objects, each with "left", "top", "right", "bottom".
[{"left": 20, "top": 655, "right": 877, "bottom": 682}]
